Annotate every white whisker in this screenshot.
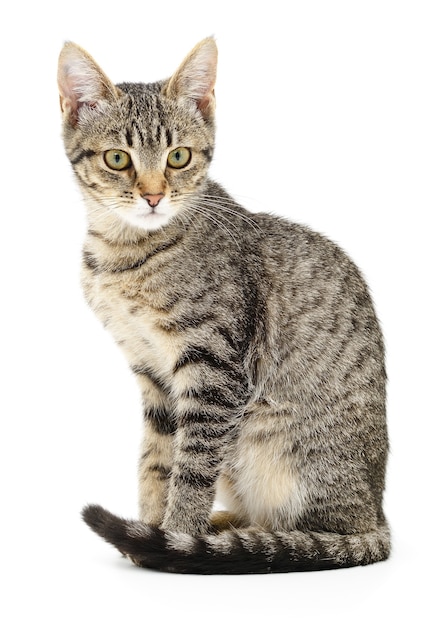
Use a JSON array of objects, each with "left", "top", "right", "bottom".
[
  {"left": 181, "top": 192, "right": 262, "bottom": 233},
  {"left": 187, "top": 201, "right": 246, "bottom": 236},
  {"left": 180, "top": 203, "right": 242, "bottom": 249},
  {"left": 83, "top": 190, "right": 261, "bottom": 247}
]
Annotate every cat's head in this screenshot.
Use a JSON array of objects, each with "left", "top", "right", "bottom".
[{"left": 58, "top": 39, "right": 217, "bottom": 235}]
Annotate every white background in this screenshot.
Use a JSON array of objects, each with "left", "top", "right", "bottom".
[{"left": 1, "top": 1, "right": 440, "bottom": 624}]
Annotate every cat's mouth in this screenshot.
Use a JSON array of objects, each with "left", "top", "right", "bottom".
[
  {"left": 117, "top": 203, "right": 174, "bottom": 231},
  {"left": 136, "top": 206, "right": 166, "bottom": 219}
]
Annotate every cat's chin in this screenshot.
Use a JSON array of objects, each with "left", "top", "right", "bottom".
[{"left": 117, "top": 207, "right": 174, "bottom": 232}]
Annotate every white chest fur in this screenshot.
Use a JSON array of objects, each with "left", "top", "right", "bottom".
[{"left": 82, "top": 267, "right": 183, "bottom": 383}]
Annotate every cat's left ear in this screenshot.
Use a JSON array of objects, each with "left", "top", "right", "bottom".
[
  {"left": 165, "top": 38, "right": 218, "bottom": 120},
  {"left": 58, "top": 42, "right": 121, "bottom": 127}
]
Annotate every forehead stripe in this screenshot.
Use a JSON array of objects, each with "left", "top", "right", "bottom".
[{"left": 125, "top": 127, "right": 133, "bottom": 147}]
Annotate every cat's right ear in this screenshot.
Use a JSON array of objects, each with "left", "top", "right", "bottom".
[
  {"left": 165, "top": 38, "right": 218, "bottom": 121},
  {"left": 57, "top": 42, "right": 121, "bottom": 127}
]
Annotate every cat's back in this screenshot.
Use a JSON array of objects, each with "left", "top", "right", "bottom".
[
  {"left": 249, "top": 209, "right": 376, "bottom": 324},
  {"left": 203, "top": 183, "right": 370, "bottom": 303},
  {"left": 245, "top": 208, "right": 385, "bottom": 400}
]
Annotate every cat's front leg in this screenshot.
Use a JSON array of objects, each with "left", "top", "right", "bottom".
[
  {"left": 161, "top": 352, "right": 249, "bottom": 535},
  {"left": 160, "top": 414, "right": 238, "bottom": 535}
]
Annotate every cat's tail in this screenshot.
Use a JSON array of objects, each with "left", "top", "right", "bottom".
[{"left": 82, "top": 504, "right": 390, "bottom": 574}]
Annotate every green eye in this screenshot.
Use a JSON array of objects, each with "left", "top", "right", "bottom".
[
  {"left": 167, "top": 147, "right": 191, "bottom": 169},
  {"left": 103, "top": 150, "right": 132, "bottom": 170}
]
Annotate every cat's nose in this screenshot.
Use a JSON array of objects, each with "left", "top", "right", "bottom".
[{"left": 142, "top": 193, "right": 164, "bottom": 208}]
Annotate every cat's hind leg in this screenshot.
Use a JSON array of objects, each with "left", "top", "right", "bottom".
[{"left": 212, "top": 472, "right": 251, "bottom": 531}]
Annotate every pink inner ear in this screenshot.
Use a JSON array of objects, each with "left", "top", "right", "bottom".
[
  {"left": 58, "top": 43, "right": 117, "bottom": 126},
  {"left": 197, "top": 91, "right": 215, "bottom": 117},
  {"left": 59, "top": 67, "right": 81, "bottom": 119},
  {"left": 60, "top": 69, "right": 110, "bottom": 125}
]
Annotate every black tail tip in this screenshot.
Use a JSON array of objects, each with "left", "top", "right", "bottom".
[
  {"left": 81, "top": 503, "right": 126, "bottom": 541},
  {"left": 81, "top": 504, "right": 134, "bottom": 557},
  {"left": 82, "top": 503, "right": 108, "bottom": 532}
]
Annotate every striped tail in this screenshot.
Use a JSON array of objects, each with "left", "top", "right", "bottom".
[{"left": 82, "top": 505, "right": 390, "bottom": 575}]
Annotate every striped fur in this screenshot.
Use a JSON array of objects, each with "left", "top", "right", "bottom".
[
  {"left": 58, "top": 39, "right": 390, "bottom": 574},
  {"left": 82, "top": 505, "right": 390, "bottom": 574}
]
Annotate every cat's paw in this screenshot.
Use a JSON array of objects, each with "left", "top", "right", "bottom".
[{"left": 209, "top": 511, "right": 246, "bottom": 532}]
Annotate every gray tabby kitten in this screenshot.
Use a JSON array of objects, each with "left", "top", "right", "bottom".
[{"left": 58, "top": 38, "right": 390, "bottom": 574}]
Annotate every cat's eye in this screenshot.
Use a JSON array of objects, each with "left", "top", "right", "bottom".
[
  {"left": 167, "top": 147, "right": 192, "bottom": 169},
  {"left": 103, "top": 150, "right": 132, "bottom": 171}
]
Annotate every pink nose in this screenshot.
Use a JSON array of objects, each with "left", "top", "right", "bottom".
[{"left": 143, "top": 193, "right": 164, "bottom": 208}]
